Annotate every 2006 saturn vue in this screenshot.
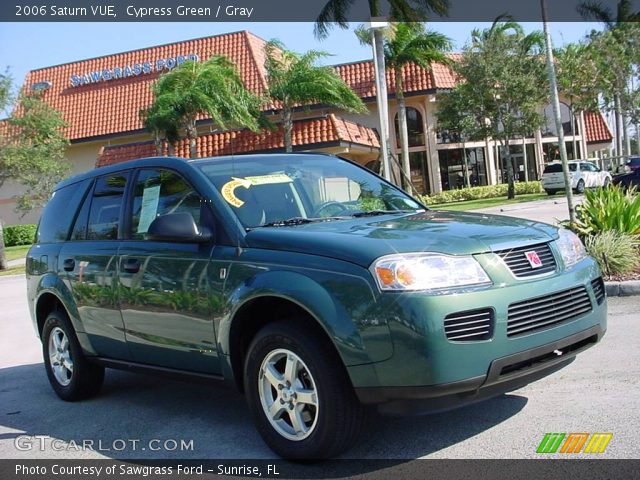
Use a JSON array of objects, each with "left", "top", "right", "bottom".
[{"left": 26, "top": 154, "right": 606, "bottom": 459}]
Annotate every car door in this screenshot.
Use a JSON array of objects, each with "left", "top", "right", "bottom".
[
  {"left": 60, "top": 171, "right": 131, "bottom": 360},
  {"left": 117, "top": 168, "right": 226, "bottom": 374}
]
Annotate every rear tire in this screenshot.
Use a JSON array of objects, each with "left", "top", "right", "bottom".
[
  {"left": 603, "top": 178, "right": 611, "bottom": 188},
  {"left": 244, "top": 319, "right": 365, "bottom": 460},
  {"left": 545, "top": 189, "right": 556, "bottom": 196},
  {"left": 42, "top": 310, "right": 104, "bottom": 401},
  {"left": 574, "top": 179, "right": 585, "bottom": 194}
]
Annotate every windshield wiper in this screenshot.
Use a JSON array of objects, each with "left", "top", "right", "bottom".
[
  {"left": 349, "top": 209, "right": 415, "bottom": 218},
  {"left": 249, "top": 217, "right": 336, "bottom": 229}
]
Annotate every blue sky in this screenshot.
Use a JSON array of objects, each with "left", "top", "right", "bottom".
[{"left": 1, "top": 21, "right": 601, "bottom": 87}]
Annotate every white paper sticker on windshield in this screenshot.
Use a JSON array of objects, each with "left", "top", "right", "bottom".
[
  {"left": 245, "top": 173, "right": 292, "bottom": 185},
  {"left": 137, "top": 184, "right": 161, "bottom": 233}
]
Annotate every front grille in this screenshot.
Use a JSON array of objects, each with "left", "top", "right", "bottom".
[
  {"left": 495, "top": 242, "right": 557, "bottom": 278},
  {"left": 591, "top": 277, "right": 606, "bottom": 305},
  {"left": 444, "top": 308, "right": 493, "bottom": 341},
  {"left": 507, "top": 286, "right": 592, "bottom": 337}
]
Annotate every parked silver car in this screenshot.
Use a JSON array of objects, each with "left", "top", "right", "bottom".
[{"left": 541, "top": 161, "right": 612, "bottom": 195}]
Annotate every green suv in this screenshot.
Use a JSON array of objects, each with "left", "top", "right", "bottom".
[{"left": 26, "top": 154, "right": 606, "bottom": 459}]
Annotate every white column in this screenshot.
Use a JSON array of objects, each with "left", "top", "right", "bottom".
[{"left": 424, "top": 95, "right": 442, "bottom": 194}]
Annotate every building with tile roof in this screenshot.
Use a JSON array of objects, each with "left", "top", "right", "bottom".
[{"left": 1, "top": 30, "right": 613, "bottom": 224}]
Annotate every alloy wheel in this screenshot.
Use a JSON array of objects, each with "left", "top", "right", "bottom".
[
  {"left": 48, "top": 326, "right": 74, "bottom": 386},
  {"left": 258, "top": 348, "right": 319, "bottom": 441}
]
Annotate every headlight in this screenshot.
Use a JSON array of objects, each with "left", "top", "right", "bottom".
[
  {"left": 555, "top": 228, "right": 587, "bottom": 268},
  {"left": 371, "top": 253, "right": 491, "bottom": 292}
]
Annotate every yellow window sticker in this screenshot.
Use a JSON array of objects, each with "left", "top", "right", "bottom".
[{"left": 221, "top": 173, "right": 292, "bottom": 207}]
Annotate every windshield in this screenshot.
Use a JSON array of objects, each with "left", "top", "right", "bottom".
[{"left": 198, "top": 155, "right": 422, "bottom": 228}]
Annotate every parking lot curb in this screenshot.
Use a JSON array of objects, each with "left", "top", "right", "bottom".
[{"left": 605, "top": 280, "right": 640, "bottom": 297}]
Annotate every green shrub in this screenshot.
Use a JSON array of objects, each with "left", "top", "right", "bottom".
[
  {"left": 584, "top": 231, "right": 640, "bottom": 277},
  {"left": 419, "top": 181, "right": 543, "bottom": 205},
  {"left": 3, "top": 224, "right": 37, "bottom": 247},
  {"left": 574, "top": 185, "right": 640, "bottom": 236}
]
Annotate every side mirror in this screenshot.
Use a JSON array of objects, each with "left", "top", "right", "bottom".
[{"left": 146, "top": 212, "right": 213, "bottom": 243}]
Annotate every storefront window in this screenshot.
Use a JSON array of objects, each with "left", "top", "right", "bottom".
[
  {"left": 400, "top": 151, "right": 430, "bottom": 195},
  {"left": 542, "top": 141, "right": 581, "bottom": 162},
  {"left": 542, "top": 103, "right": 578, "bottom": 137},
  {"left": 436, "top": 129, "right": 461, "bottom": 144},
  {"left": 438, "top": 148, "right": 488, "bottom": 190},
  {"left": 395, "top": 107, "right": 425, "bottom": 147}
]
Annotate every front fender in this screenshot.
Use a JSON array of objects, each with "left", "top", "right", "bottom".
[{"left": 218, "top": 268, "right": 393, "bottom": 366}]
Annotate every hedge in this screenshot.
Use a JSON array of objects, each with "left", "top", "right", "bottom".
[
  {"left": 419, "top": 181, "right": 544, "bottom": 205},
  {"left": 3, "top": 224, "right": 37, "bottom": 247}
]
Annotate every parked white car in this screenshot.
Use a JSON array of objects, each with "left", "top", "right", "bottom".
[{"left": 541, "top": 161, "right": 612, "bottom": 195}]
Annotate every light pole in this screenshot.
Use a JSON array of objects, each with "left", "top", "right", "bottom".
[
  {"left": 541, "top": 0, "right": 576, "bottom": 226},
  {"left": 368, "top": 18, "right": 393, "bottom": 182}
]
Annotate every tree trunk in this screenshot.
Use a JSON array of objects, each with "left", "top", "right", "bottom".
[
  {"left": 462, "top": 142, "right": 470, "bottom": 188},
  {"left": 283, "top": 106, "right": 293, "bottom": 153},
  {"left": 623, "top": 111, "right": 631, "bottom": 157},
  {"left": 614, "top": 94, "right": 624, "bottom": 159},
  {"left": 154, "top": 133, "right": 162, "bottom": 156},
  {"left": 372, "top": 28, "right": 394, "bottom": 184},
  {"left": 569, "top": 104, "right": 578, "bottom": 160},
  {"left": 395, "top": 68, "right": 413, "bottom": 195},
  {"left": 0, "top": 222, "right": 8, "bottom": 271},
  {"left": 187, "top": 121, "right": 197, "bottom": 159},
  {"left": 503, "top": 143, "right": 515, "bottom": 199}
]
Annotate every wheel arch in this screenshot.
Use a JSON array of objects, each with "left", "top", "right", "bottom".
[{"left": 225, "top": 294, "right": 347, "bottom": 393}]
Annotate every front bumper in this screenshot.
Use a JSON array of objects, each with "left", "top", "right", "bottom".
[
  {"left": 348, "top": 256, "right": 607, "bottom": 414},
  {"left": 356, "top": 324, "right": 603, "bottom": 414}
]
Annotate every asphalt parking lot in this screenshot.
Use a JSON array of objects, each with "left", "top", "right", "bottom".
[
  {"left": 1, "top": 275, "right": 638, "bottom": 460},
  {"left": 474, "top": 194, "right": 584, "bottom": 226}
]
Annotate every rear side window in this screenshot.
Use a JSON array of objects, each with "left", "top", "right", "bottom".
[
  {"left": 87, "top": 173, "right": 128, "bottom": 240},
  {"left": 36, "top": 179, "right": 92, "bottom": 244}
]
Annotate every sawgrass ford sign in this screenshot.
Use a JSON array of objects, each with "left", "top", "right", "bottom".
[{"left": 70, "top": 53, "right": 200, "bottom": 87}]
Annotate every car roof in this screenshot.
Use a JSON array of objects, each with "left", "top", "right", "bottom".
[{"left": 55, "top": 153, "right": 337, "bottom": 191}]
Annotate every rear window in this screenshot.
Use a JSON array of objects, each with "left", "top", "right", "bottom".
[
  {"left": 543, "top": 163, "right": 577, "bottom": 173},
  {"left": 36, "top": 179, "right": 92, "bottom": 244}
]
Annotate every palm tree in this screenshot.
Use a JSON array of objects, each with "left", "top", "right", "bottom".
[
  {"left": 356, "top": 23, "right": 451, "bottom": 194},
  {"left": 148, "top": 56, "right": 264, "bottom": 159},
  {"left": 140, "top": 98, "right": 181, "bottom": 156},
  {"left": 578, "top": 0, "right": 640, "bottom": 157},
  {"left": 315, "top": 1, "right": 450, "bottom": 183},
  {"left": 264, "top": 40, "right": 366, "bottom": 152}
]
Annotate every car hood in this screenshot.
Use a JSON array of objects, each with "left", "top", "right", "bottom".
[{"left": 244, "top": 210, "right": 559, "bottom": 267}]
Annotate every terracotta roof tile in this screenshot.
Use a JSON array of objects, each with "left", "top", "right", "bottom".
[
  {"left": 334, "top": 53, "right": 458, "bottom": 99},
  {"left": 24, "top": 31, "right": 269, "bottom": 141},
  {"left": 96, "top": 115, "right": 379, "bottom": 168},
  {"left": 583, "top": 111, "right": 613, "bottom": 144},
  {"left": 24, "top": 30, "right": 460, "bottom": 142}
]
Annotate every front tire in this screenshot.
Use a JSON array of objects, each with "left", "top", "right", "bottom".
[
  {"left": 244, "top": 320, "right": 365, "bottom": 460},
  {"left": 545, "top": 189, "right": 556, "bottom": 196},
  {"left": 574, "top": 179, "right": 585, "bottom": 194},
  {"left": 42, "top": 310, "right": 104, "bottom": 401}
]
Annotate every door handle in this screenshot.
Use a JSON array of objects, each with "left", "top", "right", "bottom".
[
  {"left": 63, "top": 259, "right": 75, "bottom": 272},
  {"left": 123, "top": 258, "right": 141, "bottom": 274}
]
